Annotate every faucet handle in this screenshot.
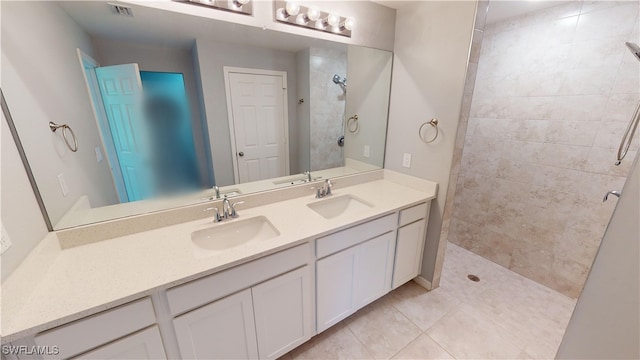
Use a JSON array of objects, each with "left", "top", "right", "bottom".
[
  {"left": 205, "top": 207, "right": 223, "bottom": 222},
  {"left": 230, "top": 201, "right": 245, "bottom": 218},
  {"left": 325, "top": 179, "right": 333, "bottom": 196}
]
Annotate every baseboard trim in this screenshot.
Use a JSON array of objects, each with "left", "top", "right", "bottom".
[{"left": 413, "top": 276, "right": 432, "bottom": 291}]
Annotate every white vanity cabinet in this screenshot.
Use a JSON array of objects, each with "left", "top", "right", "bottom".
[
  {"left": 316, "top": 214, "right": 397, "bottom": 332},
  {"left": 72, "top": 327, "right": 166, "bottom": 360},
  {"left": 33, "top": 298, "right": 160, "bottom": 360},
  {"left": 173, "top": 289, "right": 259, "bottom": 359},
  {"left": 252, "top": 266, "right": 313, "bottom": 359},
  {"left": 392, "top": 203, "right": 430, "bottom": 289},
  {"left": 167, "top": 244, "right": 313, "bottom": 360}
]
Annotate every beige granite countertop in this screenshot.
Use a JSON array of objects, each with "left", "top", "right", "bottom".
[{"left": 1, "top": 171, "right": 437, "bottom": 342}]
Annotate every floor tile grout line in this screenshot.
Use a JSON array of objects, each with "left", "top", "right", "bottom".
[{"left": 344, "top": 321, "right": 377, "bottom": 360}]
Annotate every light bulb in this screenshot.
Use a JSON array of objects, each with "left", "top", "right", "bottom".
[
  {"left": 331, "top": 26, "right": 340, "bottom": 33},
  {"left": 236, "top": 0, "right": 249, "bottom": 4},
  {"left": 327, "top": 13, "right": 340, "bottom": 27},
  {"left": 285, "top": 1, "right": 300, "bottom": 16},
  {"left": 343, "top": 17, "right": 354, "bottom": 31},
  {"left": 296, "top": 13, "right": 307, "bottom": 25},
  {"left": 306, "top": 6, "right": 320, "bottom": 21},
  {"left": 276, "top": 8, "right": 288, "bottom": 20},
  {"left": 315, "top": 19, "right": 325, "bottom": 30}
]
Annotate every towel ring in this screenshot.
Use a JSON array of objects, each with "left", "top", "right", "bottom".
[
  {"left": 347, "top": 115, "right": 359, "bottom": 133},
  {"left": 49, "top": 121, "right": 78, "bottom": 152},
  {"left": 419, "top": 118, "right": 439, "bottom": 143}
]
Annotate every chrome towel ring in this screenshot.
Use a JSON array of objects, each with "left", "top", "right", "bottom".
[
  {"left": 419, "top": 118, "right": 439, "bottom": 143},
  {"left": 49, "top": 121, "right": 78, "bottom": 152},
  {"left": 346, "top": 114, "right": 359, "bottom": 133}
]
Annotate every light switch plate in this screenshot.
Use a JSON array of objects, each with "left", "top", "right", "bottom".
[
  {"left": 58, "top": 173, "right": 69, "bottom": 197},
  {"left": 364, "top": 145, "right": 370, "bottom": 158},
  {"left": 95, "top": 146, "right": 104, "bottom": 163},
  {"left": 402, "top": 153, "right": 412, "bottom": 168},
  {"left": 1, "top": 223, "right": 12, "bottom": 255}
]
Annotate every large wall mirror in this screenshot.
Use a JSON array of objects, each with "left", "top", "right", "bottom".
[{"left": 1, "top": 1, "right": 393, "bottom": 230}]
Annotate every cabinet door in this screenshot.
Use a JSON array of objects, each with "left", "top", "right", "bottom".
[
  {"left": 393, "top": 219, "right": 427, "bottom": 289},
  {"left": 173, "top": 289, "right": 258, "bottom": 359},
  {"left": 354, "top": 232, "right": 395, "bottom": 308},
  {"left": 252, "top": 266, "right": 313, "bottom": 359},
  {"left": 316, "top": 246, "right": 357, "bottom": 332},
  {"left": 73, "top": 326, "right": 166, "bottom": 360}
]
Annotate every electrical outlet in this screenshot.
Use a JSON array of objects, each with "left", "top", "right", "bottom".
[
  {"left": 95, "top": 147, "right": 104, "bottom": 163},
  {"left": 58, "top": 173, "right": 69, "bottom": 197},
  {"left": 364, "top": 145, "right": 370, "bottom": 158},
  {"left": 402, "top": 153, "right": 412, "bottom": 168},
  {"left": 1, "top": 223, "right": 12, "bottom": 255}
]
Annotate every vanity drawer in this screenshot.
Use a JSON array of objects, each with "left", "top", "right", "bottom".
[
  {"left": 35, "top": 298, "right": 156, "bottom": 360},
  {"left": 398, "top": 202, "right": 429, "bottom": 227},
  {"left": 316, "top": 214, "right": 396, "bottom": 259},
  {"left": 167, "top": 243, "right": 311, "bottom": 316}
]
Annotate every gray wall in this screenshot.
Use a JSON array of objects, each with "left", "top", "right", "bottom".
[
  {"left": 296, "top": 49, "right": 311, "bottom": 173},
  {"left": 194, "top": 40, "right": 299, "bottom": 186},
  {"left": 385, "top": 1, "right": 477, "bottom": 285},
  {"left": 91, "top": 37, "right": 212, "bottom": 187},
  {"left": 1, "top": 2, "right": 119, "bottom": 226},
  {"left": 1, "top": 1, "right": 118, "bottom": 277},
  {"left": 345, "top": 45, "right": 392, "bottom": 167},
  {"left": 557, "top": 152, "right": 640, "bottom": 359}
]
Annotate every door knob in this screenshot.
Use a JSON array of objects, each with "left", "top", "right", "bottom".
[
  {"left": 603, "top": 190, "right": 621, "bottom": 202},
  {"left": 238, "top": 152, "right": 244, "bottom": 157}
]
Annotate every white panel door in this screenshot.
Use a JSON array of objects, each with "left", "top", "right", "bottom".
[
  {"left": 95, "top": 64, "right": 153, "bottom": 201},
  {"left": 392, "top": 220, "right": 427, "bottom": 289},
  {"left": 316, "top": 246, "right": 357, "bottom": 333},
  {"left": 252, "top": 266, "right": 313, "bottom": 359},
  {"left": 228, "top": 72, "right": 287, "bottom": 183},
  {"left": 354, "top": 232, "right": 395, "bottom": 308},
  {"left": 73, "top": 327, "right": 166, "bottom": 360},
  {"left": 173, "top": 289, "right": 259, "bottom": 359}
]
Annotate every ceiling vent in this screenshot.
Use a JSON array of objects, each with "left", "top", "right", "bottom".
[{"left": 108, "top": 3, "right": 134, "bottom": 17}]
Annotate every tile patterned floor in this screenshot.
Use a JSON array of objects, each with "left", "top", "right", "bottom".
[{"left": 282, "top": 243, "right": 577, "bottom": 359}]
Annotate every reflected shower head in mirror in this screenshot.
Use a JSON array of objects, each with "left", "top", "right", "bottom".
[
  {"left": 332, "top": 74, "right": 347, "bottom": 93},
  {"left": 626, "top": 42, "right": 640, "bottom": 62}
]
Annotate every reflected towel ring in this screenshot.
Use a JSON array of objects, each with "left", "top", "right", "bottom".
[
  {"left": 419, "top": 118, "right": 439, "bottom": 143},
  {"left": 347, "top": 114, "right": 359, "bottom": 133},
  {"left": 49, "top": 121, "right": 78, "bottom": 152}
]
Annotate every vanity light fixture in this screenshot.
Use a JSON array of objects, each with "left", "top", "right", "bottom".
[
  {"left": 177, "top": 0, "right": 253, "bottom": 16},
  {"left": 274, "top": 1, "right": 353, "bottom": 37}
]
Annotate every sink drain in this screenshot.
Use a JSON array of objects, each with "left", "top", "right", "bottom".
[{"left": 467, "top": 274, "right": 480, "bottom": 282}]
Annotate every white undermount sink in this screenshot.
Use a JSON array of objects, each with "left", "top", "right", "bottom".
[
  {"left": 307, "top": 194, "right": 374, "bottom": 219},
  {"left": 191, "top": 216, "right": 280, "bottom": 254}
]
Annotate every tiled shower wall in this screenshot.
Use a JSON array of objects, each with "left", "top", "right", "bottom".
[
  {"left": 447, "top": 1, "right": 640, "bottom": 298},
  {"left": 309, "top": 47, "right": 347, "bottom": 171}
]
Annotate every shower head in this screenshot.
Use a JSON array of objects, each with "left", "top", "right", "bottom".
[{"left": 626, "top": 42, "right": 640, "bottom": 62}]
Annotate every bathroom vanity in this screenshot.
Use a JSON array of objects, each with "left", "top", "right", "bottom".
[{"left": 1, "top": 170, "right": 437, "bottom": 360}]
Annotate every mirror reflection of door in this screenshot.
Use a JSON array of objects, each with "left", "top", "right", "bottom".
[
  {"left": 95, "top": 63, "right": 154, "bottom": 202},
  {"left": 80, "top": 52, "right": 201, "bottom": 202},
  {"left": 224, "top": 68, "right": 289, "bottom": 184}
]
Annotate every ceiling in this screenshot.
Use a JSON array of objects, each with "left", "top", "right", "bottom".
[
  {"left": 58, "top": 1, "right": 344, "bottom": 52},
  {"left": 372, "top": 0, "right": 567, "bottom": 25}
]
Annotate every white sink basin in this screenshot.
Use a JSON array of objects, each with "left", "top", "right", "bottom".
[
  {"left": 307, "top": 194, "right": 373, "bottom": 219},
  {"left": 191, "top": 216, "right": 280, "bottom": 254}
]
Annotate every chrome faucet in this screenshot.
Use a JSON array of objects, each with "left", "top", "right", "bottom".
[
  {"left": 214, "top": 185, "right": 220, "bottom": 199},
  {"left": 316, "top": 179, "right": 333, "bottom": 198},
  {"left": 223, "top": 197, "right": 232, "bottom": 219},
  {"left": 304, "top": 170, "right": 312, "bottom": 182},
  {"left": 205, "top": 197, "right": 244, "bottom": 222}
]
